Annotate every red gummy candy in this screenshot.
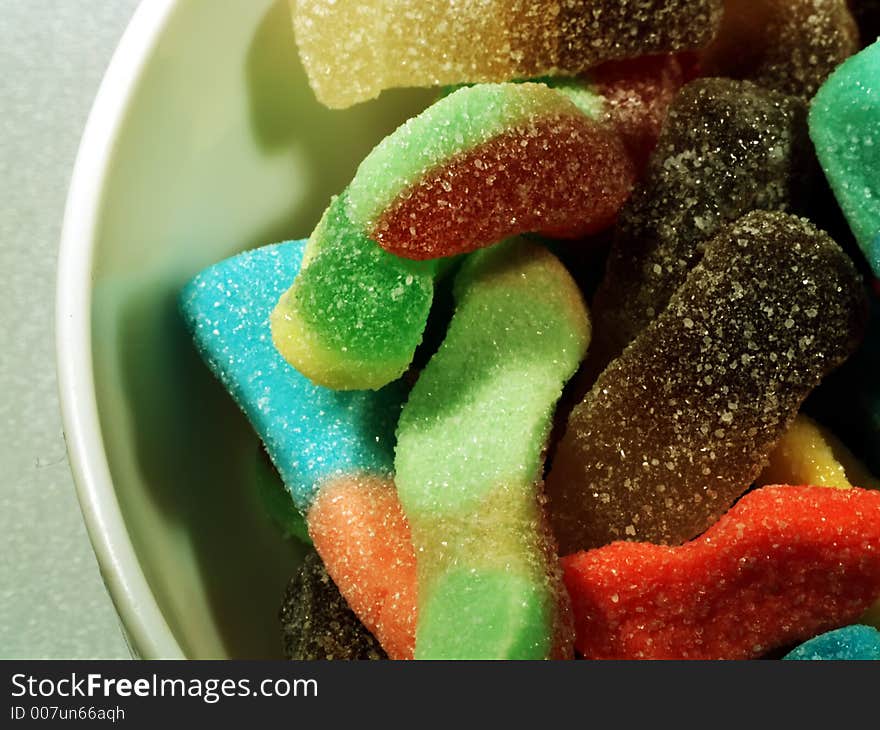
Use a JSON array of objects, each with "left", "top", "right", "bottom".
[
  {"left": 561, "top": 485, "right": 880, "bottom": 660},
  {"left": 593, "top": 54, "right": 688, "bottom": 171},
  {"left": 374, "top": 115, "right": 636, "bottom": 259}
]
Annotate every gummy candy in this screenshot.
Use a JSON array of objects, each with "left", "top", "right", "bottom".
[
  {"left": 271, "top": 198, "right": 439, "bottom": 390},
  {"left": 757, "top": 414, "right": 879, "bottom": 490},
  {"left": 307, "top": 475, "right": 418, "bottom": 660},
  {"left": 580, "top": 79, "right": 814, "bottom": 384},
  {"left": 293, "top": 0, "right": 723, "bottom": 108},
  {"left": 348, "top": 82, "right": 636, "bottom": 261},
  {"left": 701, "top": 0, "right": 858, "bottom": 100},
  {"left": 395, "top": 239, "right": 589, "bottom": 659},
  {"left": 810, "top": 40, "right": 880, "bottom": 278},
  {"left": 561, "top": 485, "right": 880, "bottom": 660},
  {"left": 180, "top": 240, "right": 403, "bottom": 512},
  {"left": 280, "top": 549, "right": 386, "bottom": 660},
  {"left": 784, "top": 625, "right": 880, "bottom": 660},
  {"left": 546, "top": 211, "right": 867, "bottom": 553},
  {"left": 275, "top": 73, "right": 677, "bottom": 390},
  {"left": 590, "top": 54, "right": 690, "bottom": 170}
]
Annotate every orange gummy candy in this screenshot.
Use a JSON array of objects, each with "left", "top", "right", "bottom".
[
  {"left": 307, "top": 476, "right": 418, "bottom": 660},
  {"left": 561, "top": 485, "right": 880, "bottom": 660}
]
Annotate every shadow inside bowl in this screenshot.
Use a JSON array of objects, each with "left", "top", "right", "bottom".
[{"left": 87, "top": 0, "right": 432, "bottom": 658}]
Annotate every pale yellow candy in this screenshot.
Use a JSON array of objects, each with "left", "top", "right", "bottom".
[
  {"left": 758, "top": 414, "right": 880, "bottom": 490},
  {"left": 292, "top": 0, "right": 724, "bottom": 108}
]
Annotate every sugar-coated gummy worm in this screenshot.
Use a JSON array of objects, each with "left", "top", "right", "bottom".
[
  {"left": 546, "top": 211, "right": 867, "bottom": 554},
  {"left": 701, "top": 0, "right": 858, "bottom": 100},
  {"left": 180, "top": 240, "right": 404, "bottom": 514},
  {"left": 347, "top": 82, "right": 637, "bottom": 261},
  {"left": 562, "top": 485, "right": 880, "bottom": 660},
  {"left": 307, "top": 476, "right": 418, "bottom": 660},
  {"left": 810, "top": 40, "right": 880, "bottom": 279},
  {"left": 757, "top": 411, "right": 880, "bottom": 627},
  {"left": 784, "top": 625, "right": 880, "bottom": 660},
  {"left": 270, "top": 195, "right": 439, "bottom": 391},
  {"left": 588, "top": 53, "right": 691, "bottom": 171},
  {"left": 182, "top": 242, "right": 417, "bottom": 657},
  {"left": 395, "top": 239, "right": 589, "bottom": 659},
  {"left": 577, "top": 78, "right": 814, "bottom": 388},
  {"left": 273, "top": 72, "right": 679, "bottom": 391},
  {"left": 292, "top": 0, "right": 722, "bottom": 108}
]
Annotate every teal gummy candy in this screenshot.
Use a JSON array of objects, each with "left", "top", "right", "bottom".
[
  {"left": 810, "top": 40, "right": 880, "bottom": 277},
  {"left": 180, "top": 240, "right": 405, "bottom": 513},
  {"left": 784, "top": 625, "right": 880, "bottom": 660}
]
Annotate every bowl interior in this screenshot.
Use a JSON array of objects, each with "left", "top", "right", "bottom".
[{"left": 89, "top": 0, "right": 432, "bottom": 658}]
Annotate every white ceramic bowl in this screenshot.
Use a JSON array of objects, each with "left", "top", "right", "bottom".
[{"left": 57, "top": 0, "right": 432, "bottom": 658}]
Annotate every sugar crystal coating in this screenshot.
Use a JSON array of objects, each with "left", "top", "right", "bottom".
[
  {"left": 293, "top": 0, "right": 723, "bottom": 108},
  {"left": 370, "top": 112, "right": 634, "bottom": 259},
  {"left": 591, "top": 53, "right": 690, "bottom": 170},
  {"left": 277, "top": 70, "right": 680, "bottom": 391},
  {"left": 307, "top": 476, "right": 418, "bottom": 660},
  {"left": 702, "top": 0, "right": 858, "bottom": 100},
  {"left": 395, "top": 239, "right": 589, "bottom": 659},
  {"left": 758, "top": 411, "right": 880, "bottom": 625},
  {"left": 562, "top": 485, "right": 880, "bottom": 660},
  {"left": 280, "top": 550, "right": 386, "bottom": 660},
  {"left": 271, "top": 197, "right": 439, "bottom": 390},
  {"left": 580, "top": 79, "right": 815, "bottom": 386},
  {"left": 180, "top": 240, "right": 404, "bottom": 513},
  {"left": 348, "top": 83, "right": 601, "bottom": 227},
  {"left": 547, "top": 211, "right": 867, "bottom": 553},
  {"left": 810, "top": 40, "right": 880, "bottom": 278},
  {"left": 784, "top": 625, "right": 880, "bottom": 660},
  {"left": 349, "top": 82, "right": 637, "bottom": 260}
]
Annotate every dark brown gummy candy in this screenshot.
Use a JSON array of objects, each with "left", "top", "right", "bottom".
[
  {"left": 546, "top": 211, "right": 867, "bottom": 554},
  {"left": 555, "top": 0, "right": 724, "bottom": 69},
  {"left": 280, "top": 550, "right": 386, "bottom": 660},
  {"left": 580, "top": 79, "right": 815, "bottom": 389},
  {"left": 701, "top": 0, "right": 858, "bottom": 100}
]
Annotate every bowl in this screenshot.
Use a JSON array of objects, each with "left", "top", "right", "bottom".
[{"left": 57, "top": 0, "right": 433, "bottom": 658}]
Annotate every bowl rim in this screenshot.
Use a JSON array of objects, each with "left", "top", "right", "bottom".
[{"left": 56, "top": 0, "right": 185, "bottom": 659}]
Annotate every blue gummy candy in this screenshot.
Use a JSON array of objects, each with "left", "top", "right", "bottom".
[
  {"left": 784, "top": 625, "right": 880, "bottom": 661},
  {"left": 180, "top": 241, "right": 405, "bottom": 513}
]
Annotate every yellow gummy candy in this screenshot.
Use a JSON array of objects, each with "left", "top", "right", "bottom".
[{"left": 758, "top": 414, "right": 880, "bottom": 491}]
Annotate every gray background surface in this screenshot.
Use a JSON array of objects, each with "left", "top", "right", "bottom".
[{"left": 1, "top": 0, "right": 139, "bottom": 659}]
